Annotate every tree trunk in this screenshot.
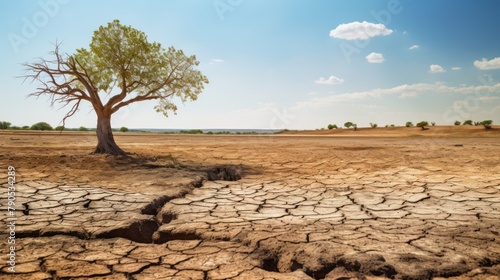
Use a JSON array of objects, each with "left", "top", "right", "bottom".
[{"left": 94, "top": 115, "right": 125, "bottom": 155}]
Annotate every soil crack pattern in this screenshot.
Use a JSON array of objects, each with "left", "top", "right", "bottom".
[{"left": 2, "top": 167, "right": 500, "bottom": 279}]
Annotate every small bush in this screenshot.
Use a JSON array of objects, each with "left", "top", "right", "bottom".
[
  {"left": 480, "top": 120, "right": 493, "bottom": 129},
  {"left": 416, "top": 121, "right": 429, "bottom": 130},
  {"left": 10, "top": 126, "right": 21, "bottom": 130},
  {"left": 120, "top": 126, "right": 129, "bottom": 132},
  {"left": 390, "top": 124, "right": 395, "bottom": 127},
  {"left": 79, "top": 126, "right": 89, "bottom": 131},
  {"left": 0, "top": 121, "right": 11, "bottom": 129},
  {"left": 327, "top": 124, "right": 338, "bottom": 130},
  {"left": 344, "top": 122, "right": 353, "bottom": 129},
  {"left": 370, "top": 123, "right": 378, "bottom": 128},
  {"left": 30, "top": 122, "right": 53, "bottom": 131},
  {"left": 454, "top": 121, "right": 461, "bottom": 126},
  {"left": 463, "top": 120, "right": 473, "bottom": 125},
  {"left": 405, "top": 122, "right": 413, "bottom": 127},
  {"left": 431, "top": 122, "right": 436, "bottom": 126},
  {"left": 179, "top": 129, "right": 203, "bottom": 134},
  {"left": 55, "top": 126, "right": 65, "bottom": 131},
  {"left": 22, "top": 126, "right": 30, "bottom": 130}
]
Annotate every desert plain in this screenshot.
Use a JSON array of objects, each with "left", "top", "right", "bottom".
[{"left": 0, "top": 126, "right": 499, "bottom": 280}]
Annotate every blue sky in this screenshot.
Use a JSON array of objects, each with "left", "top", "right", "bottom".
[{"left": 1, "top": 0, "right": 500, "bottom": 129}]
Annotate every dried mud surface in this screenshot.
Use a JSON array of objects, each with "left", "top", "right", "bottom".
[{"left": 0, "top": 131, "right": 499, "bottom": 279}]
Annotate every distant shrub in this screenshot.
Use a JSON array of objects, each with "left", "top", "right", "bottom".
[
  {"left": 10, "top": 126, "right": 21, "bottom": 130},
  {"left": 405, "top": 122, "right": 413, "bottom": 127},
  {"left": 463, "top": 120, "right": 473, "bottom": 126},
  {"left": 327, "top": 124, "right": 338, "bottom": 130},
  {"left": 206, "top": 131, "right": 214, "bottom": 135},
  {"left": 22, "top": 126, "right": 30, "bottom": 130},
  {"left": 0, "top": 121, "right": 11, "bottom": 129},
  {"left": 431, "top": 122, "right": 436, "bottom": 126},
  {"left": 30, "top": 122, "right": 53, "bottom": 131},
  {"left": 344, "top": 122, "right": 353, "bottom": 129},
  {"left": 416, "top": 121, "right": 429, "bottom": 130},
  {"left": 480, "top": 120, "right": 493, "bottom": 129},
  {"left": 390, "top": 124, "right": 395, "bottom": 127},
  {"left": 370, "top": 123, "right": 378, "bottom": 128},
  {"left": 79, "top": 126, "right": 89, "bottom": 131},
  {"left": 55, "top": 126, "right": 65, "bottom": 131},
  {"left": 120, "top": 126, "right": 129, "bottom": 132},
  {"left": 179, "top": 129, "right": 203, "bottom": 134},
  {"left": 454, "top": 121, "right": 461, "bottom": 126},
  {"left": 474, "top": 122, "right": 481, "bottom": 126}
]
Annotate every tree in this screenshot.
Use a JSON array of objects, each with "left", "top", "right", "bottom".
[
  {"left": 416, "top": 121, "right": 429, "bottom": 130},
  {"left": 463, "top": 120, "right": 473, "bottom": 126},
  {"left": 120, "top": 126, "right": 129, "bottom": 132},
  {"left": 79, "top": 126, "right": 89, "bottom": 131},
  {"left": 55, "top": 126, "right": 65, "bottom": 131},
  {"left": 405, "top": 121, "right": 413, "bottom": 127},
  {"left": 327, "top": 124, "right": 338, "bottom": 130},
  {"left": 22, "top": 20, "right": 208, "bottom": 155},
  {"left": 480, "top": 120, "right": 493, "bottom": 129},
  {"left": 344, "top": 122, "right": 353, "bottom": 129},
  {"left": 370, "top": 123, "right": 378, "bottom": 128},
  {"left": 31, "top": 122, "right": 53, "bottom": 131},
  {"left": 431, "top": 122, "right": 436, "bottom": 126},
  {"left": 0, "top": 121, "right": 11, "bottom": 129},
  {"left": 454, "top": 120, "right": 461, "bottom": 126}
]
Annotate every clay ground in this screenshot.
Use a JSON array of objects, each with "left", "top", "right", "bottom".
[{"left": 0, "top": 128, "right": 499, "bottom": 280}]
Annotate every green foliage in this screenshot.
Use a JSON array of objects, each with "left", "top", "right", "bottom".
[
  {"left": 55, "top": 126, "right": 65, "bottom": 131},
  {"left": 405, "top": 121, "right": 413, "bottom": 127},
  {"left": 0, "top": 121, "right": 11, "bottom": 129},
  {"left": 22, "top": 126, "right": 30, "bottom": 130},
  {"left": 370, "top": 123, "right": 378, "bottom": 128},
  {"left": 79, "top": 126, "right": 89, "bottom": 131},
  {"left": 120, "top": 126, "right": 129, "bottom": 132},
  {"left": 390, "top": 124, "right": 395, "bottom": 127},
  {"left": 30, "top": 122, "right": 53, "bottom": 131},
  {"left": 344, "top": 122, "right": 353, "bottom": 128},
  {"left": 463, "top": 120, "right": 473, "bottom": 126},
  {"left": 454, "top": 120, "right": 461, "bottom": 126},
  {"left": 480, "top": 120, "right": 493, "bottom": 129},
  {"left": 179, "top": 129, "right": 203, "bottom": 134},
  {"left": 73, "top": 20, "right": 208, "bottom": 117},
  {"left": 416, "top": 121, "right": 429, "bottom": 130},
  {"left": 327, "top": 124, "right": 338, "bottom": 130},
  {"left": 10, "top": 126, "right": 21, "bottom": 130}
]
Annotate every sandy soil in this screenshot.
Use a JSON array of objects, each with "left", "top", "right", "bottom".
[{"left": 0, "top": 128, "right": 499, "bottom": 279}]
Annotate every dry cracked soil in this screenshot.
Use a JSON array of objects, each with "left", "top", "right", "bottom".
[{"left": 0, "top": 130, "right": 499, "bottom": 280}]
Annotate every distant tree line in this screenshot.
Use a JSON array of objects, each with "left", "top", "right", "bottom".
[
  {"left": 325, "top": 120, "right": 493, "bottom": 130},
  {"left": 0, "top": 121, "right": 130, "bottom": 132}
]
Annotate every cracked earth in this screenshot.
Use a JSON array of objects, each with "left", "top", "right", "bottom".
[{"left": 0, "top": 132, "right": 499, "bottom": 279}]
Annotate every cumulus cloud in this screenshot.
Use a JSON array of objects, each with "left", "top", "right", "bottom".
[
  {"left": 329, "top": 21, "right": 393, "bottom": 40},
  {"left": 474, "top": 57, "right": 500, "bottom": 70},
  {"left": 429, "top": 64, "right": 446, "bottom": 73},
  {"left": 366, "top": 52, "right": 384, "bottom": 63},
  {"left": 451, "top": 67, "right": 462, "bottom": 71},
  {"left": 409, "top": 45, "right": 419, "bottom": 50},
  {"left": 314, "top": 75, "right": 345, "bottom": 85}
]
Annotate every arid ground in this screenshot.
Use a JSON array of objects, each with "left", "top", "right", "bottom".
[{"left": 0, "top": 127, "right": 499, "bottom": 279}]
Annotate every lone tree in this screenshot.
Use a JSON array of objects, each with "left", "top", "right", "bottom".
[
  {"left": 22, "top": 20, "right": 208, "bottom": 155},
  {"left": 416, "top": 121, "right": 429, "bottom": 130}
]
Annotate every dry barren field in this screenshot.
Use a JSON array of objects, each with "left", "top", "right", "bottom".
[{"left": 0, "top": 127, "right": 499, "bottom": 280}]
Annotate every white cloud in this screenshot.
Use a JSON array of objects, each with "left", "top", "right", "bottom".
[
  {"left": 429, "top": 64, "right": 446, "bottom": 73},
  {"left": 366, "top": 52, "right": 384, "bottom": 63},
  {"left": 329, "top": 21, "right": 393, "bottom": 40},
  {"left": 451, "top": 67, "right": 462, "bottom": 71},
  {"left": 409, "top": 45, "right": 419, "bottom": 50},
  {"left": 293, "top": 83, "right": 500, "bottom": 110},
  {"left": 314, "top": 75, "right": 345, "bottom": 85},
  {"left": 210, "top": 59, "right": 224, "bottom": 64},
  {"left": 474, "top": 57, "right": 500, "bottom": 70}
]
